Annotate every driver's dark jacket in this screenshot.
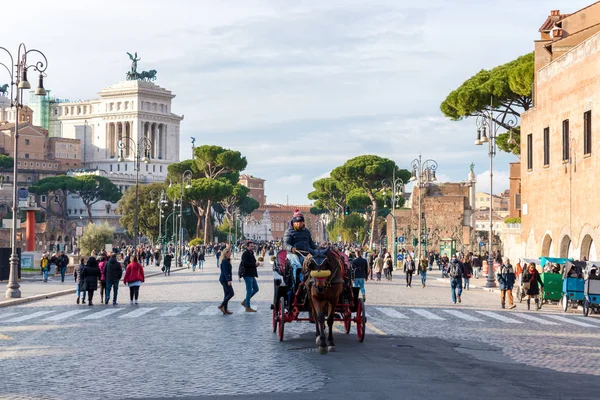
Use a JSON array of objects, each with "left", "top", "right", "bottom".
[{"left": 283, "top": 227, "right": 317, "bottom": 253}]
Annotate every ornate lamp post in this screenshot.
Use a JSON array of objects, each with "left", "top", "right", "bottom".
[
  {"left": 382, "top": 170, "right": 405, "bottom": 263},
  {"left": 117, "top": 136, "right": 152, "bottom": 250},
  {"left": 150, "top": 189, "right": 168, "bottom": 249},
  {"left": 409, "top": 155, "right": 438, "bottom": 261},
  {"left": 474, "top": 105, "right": 517, "bottom": 288},
  {"left": 178, "top": 170, "right": 193, "bottom": 267},
  {"left": 0, "top": 44, "right": 48, "bottom": 299}
]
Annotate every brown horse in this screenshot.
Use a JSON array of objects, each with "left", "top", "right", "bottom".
[{"left": 303, "top": 249, "right": 345, "bottom": 355}]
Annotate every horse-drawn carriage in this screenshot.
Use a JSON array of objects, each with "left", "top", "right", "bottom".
[{"left": 272, "top": 247, "right": 366, "bottom": 353}]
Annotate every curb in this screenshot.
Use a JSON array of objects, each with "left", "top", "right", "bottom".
[{"left": 0, "top": 267, "right": 187, "bottom": 308}]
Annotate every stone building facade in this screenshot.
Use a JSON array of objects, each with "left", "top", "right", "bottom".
[
  {"left": 386, "top": 180, "right": 477, "bottom": 257},
  {"left": 520, "top": 3, "right": 600, "bottom": 260}
]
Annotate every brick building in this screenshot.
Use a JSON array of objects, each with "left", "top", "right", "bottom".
[
  {"left": 520, "top": 3, "right": 600, "bottom": 259},
  {"left": 386, "top": 181, "right": 476, "bottom": 257}
]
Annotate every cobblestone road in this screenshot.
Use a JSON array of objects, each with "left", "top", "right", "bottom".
[{"left": 1, "top": 261, "right": 600, "bottom": 399}]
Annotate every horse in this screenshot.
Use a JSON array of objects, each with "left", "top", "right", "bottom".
[
  {"left": 0, "top": 83, "right": 9, "bottom": 96},
  {"left": 302, "top": 248, "right": 345, "bottom": 355}
]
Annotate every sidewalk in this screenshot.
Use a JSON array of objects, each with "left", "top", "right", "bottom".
[{"left": 0, "top": 266, "right": 186, "bottom": 308}]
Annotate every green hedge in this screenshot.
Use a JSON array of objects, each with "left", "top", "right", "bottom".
[{"left": 504, "top": 217, "right": 521, "bottom": 224}]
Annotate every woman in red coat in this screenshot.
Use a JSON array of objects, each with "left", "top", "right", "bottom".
[{"left": 123, "top": 255, "right": 145, "bottom": 305}]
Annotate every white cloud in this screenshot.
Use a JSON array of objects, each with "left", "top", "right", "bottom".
[
  {"left": 275, "top": 174, "right": 304, "bottom": 185},
  {"left": 475, "top": 170, "right": 510, "bottom": 195}
]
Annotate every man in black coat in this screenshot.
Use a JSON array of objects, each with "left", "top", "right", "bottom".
[
  {"left": 164, "top": 252, "right": 173, "bottom": 276},
  {"left": 104, "top": 253, "right": 122, "bottom": 305},
  {"left": 240, "top": 242, "right": 259, "bottom": 312},
  {"left": 352, "top": 250, "right": 369, "bottom": 302},
  {"left": 283, "top": 209, "right": 317, "bottom": 284}
]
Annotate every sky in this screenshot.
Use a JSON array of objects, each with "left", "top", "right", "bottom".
[{"left": 1, "top": 0, "right": 594, "bottom": 204}]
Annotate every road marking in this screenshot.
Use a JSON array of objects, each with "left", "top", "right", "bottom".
[
  {"left": 513, "top": 313, "right": 560, "bottom": 325},
  {"left": 575, "top": 316, "right": 600, "bottom": 325},
  {"left": 81, "top": 308, "right": 124, "bottom": 320},
  {"left": 119, "top": 307, "right": 157, "bottom": 319},
  {"left": 0, "top": 312, "right": 19, "bottom": 321},
  {"left": 366, "top": 322, "right": 386, "bottom": 335},
  {"left": 43, "top": 309, "right": 91, "bottom": 321},
  {"left": 160, "top": 307, "right": 190, "bottom": 317},
  {"left": 410, "top": 309, "right": 445, "bottom": 320},
  {"left": 476, "top": 311, "right": 523, "bottom": 324},
  {"left": 198, "top": 307, "right": 221, "bottom": 316},
  {"left": 544, "top": 315, "right": 600, "bottom": 328},
  {"left": 441, "top": 310, "right": 483, "bottom": 321},
  {"left": 4, "top": 311, "right": 55, "bottom": 323},
  {"left": 375, "top": 307, "right": 408, "bottom": 319}
]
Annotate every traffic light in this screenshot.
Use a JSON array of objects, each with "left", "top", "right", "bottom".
[
  {"left": 344, "top": 206, "right": 350, "bottom": 215},
  {"left": 412, "top": 237, "right": 418, "bottom": 247}
]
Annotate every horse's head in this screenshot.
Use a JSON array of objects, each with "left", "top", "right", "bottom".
[{"left": 309, "top": 269, "right": 331, "bottom": 293}]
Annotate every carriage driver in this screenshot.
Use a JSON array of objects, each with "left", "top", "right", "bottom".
[{"left": 284, "top": 209, "right": 318, "bottom": 284}]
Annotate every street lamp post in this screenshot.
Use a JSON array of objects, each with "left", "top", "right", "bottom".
[
  {"left": 474, "top": 102, "right": 517, "bottom": 288},
  {"left": 117, "top": 136, "right": 152, "bottom": 250},
  {"left": 150, "top": 189, "right": 167, "bottom": 248},
  {"left": 179, "top": 170, "right": 193, "bottom": 267},
  {"left": 382, "top": 169, "right": 405, "bottom": 263},
  {"left": 409, "top": 155, "right": 438, "bottom": 262},
  {"left": 0, "top": 44, "right": 48, "bottom": 299}
]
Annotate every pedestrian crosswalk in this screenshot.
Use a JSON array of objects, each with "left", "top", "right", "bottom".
[{"left": 1, "top": 305, "right": 600, "bottom": 329}]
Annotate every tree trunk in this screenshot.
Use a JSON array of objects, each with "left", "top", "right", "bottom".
[
  {"left": 369, "top": 199, "right": 377, "bottom": 250},
  {"left": 203, "top": 198, "right": 212, "bottom": 245},
  {"left": 85, "top": 203, "right": 94, "bottom": 224}
]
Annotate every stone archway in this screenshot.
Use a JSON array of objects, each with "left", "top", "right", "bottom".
[
  {"left": 559, "top": 235, "right": 572, "bottom": 258},
  {"left": 541, "top": 234, "right": 552, "bottom": 257},
  {"left": 581, "top": 234, "right": 594, "bottom": 261}
]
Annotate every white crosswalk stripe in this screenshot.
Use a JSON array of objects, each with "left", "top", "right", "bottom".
[
  {"left": 575, "top": 316, "right": 600, "bottom": 325},
  {"left": 119, "top": 308, "right": 157, "bottom": 318},
  {"left": 160, "top": 307, "right": 190, "bottom": 317},
  {"left": 476, "top": 311, "right": 523, "bottom": 324},
  {"left": 441, "top": 309, "right": 483, "bottom": 321},
  {"left": 80, "top": 308, "right": 124, "bottom": 320},
  {"left": 410, "top": 309, "right": 445, "bottom": 320},
  {"left": 513, "top": 313, "right": 560, "bottom": 325},
  {"left": 43, "top": 309, "right": 91, "bottom": 321},
  {"left": 198, "top": 307, "right": 222, "bottom": 316},
  {"left": 544, "top": 314, "right": 600, "bottom": 328},
  {"left": 0, "top": 312, "right": 19, "bottom": 321},
  {"left": 4, "top": 311, "right": 56, "bottom": 322},
  {"left": 375, "top": 307, "right": 408, "bottom": 319}
]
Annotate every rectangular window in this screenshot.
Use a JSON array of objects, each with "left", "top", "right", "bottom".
[
  {"left": 24, "top": 154, "right": 29, "bottom": 159},
  {"left": 25, "top": 139, "right": 30, "bottom": 145},
  {"left": 562, "top": 119, "right": 570, "bottom": 161},
  {"left": 514, "top": 193, "right": 521, "bottom": 210},
  {"left": 41, "top": 195, "right": 46, "bottom": 203},
  {"left": 527, "top": 134, "right": 533, "bottom": 170},
  {"left": 584, "top": 110, "right": 592, "bottom": 155},
  {"left": 543, "top": 127, "right": 550, "bottom": 166}
]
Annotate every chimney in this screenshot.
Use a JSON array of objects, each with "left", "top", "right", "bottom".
[{"left": 551, "top": 10, "right": 560, "bottom": 16}]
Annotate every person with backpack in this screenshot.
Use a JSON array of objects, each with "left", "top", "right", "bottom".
[
  {"left": 163, "top": 252, "right": 173, "bottom": 276},
  {"left": 449, "top": 254, "right": 464, "bottom": 304},
  {"left": 383, "top": 253, "right": 393, "bottom": 281},
  {"left": 418, "top": 256, "right": 428, "bottom": 288},
  {"left": 74, "top": 258, "right": 87, "bottom": 304},
  {"left": 403, "top": 254, "right": 416, "bottom": 287},
  {"left": 497, "top": 257, "right": 516, "bottom": 309},
  {"left": 81, "top": 256, "right": 101, "bottom": 306},
  {"left": 239, "top": 241, "right": 259, "bottom": 312}
]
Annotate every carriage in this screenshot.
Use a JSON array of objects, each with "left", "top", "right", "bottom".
[
  {"left": 583, "top": 264, "right": 600, "bottom": 316},
  {"left": 271, "top": 249, "right": 366, "bottom": 344},
  {"left": 560, "top": 261, "right": 585, "bottom": 312}
]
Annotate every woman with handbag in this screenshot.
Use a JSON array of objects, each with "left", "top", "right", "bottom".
[
  {"left": 123, "top": 255, "right": 145, "bottom": 305},
  {"left": 523, "top": 262, "right": 544, "bottom": 310},
  {"left": 218, "top": 247, "right": 234, "bottom": 315}
]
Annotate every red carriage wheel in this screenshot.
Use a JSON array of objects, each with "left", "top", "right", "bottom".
[
  {"left": 356, "top": 298, "right": 366, "bottom": 342},
  {"left": 278, "top": 296, "right": 285, "bottom": 341}
]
